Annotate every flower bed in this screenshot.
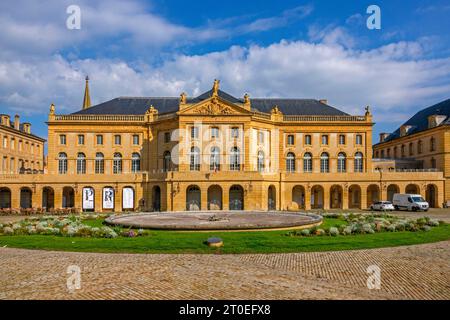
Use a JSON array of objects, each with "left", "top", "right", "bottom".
[
  {"left": 0, "top": 214, "right": 150, "bottom": 239},
  {"left": 0, "top": 207, "right": 82, "bottom": 216},
  {"left": 285, "top": 213, "right": 443, "bottom": 237}
]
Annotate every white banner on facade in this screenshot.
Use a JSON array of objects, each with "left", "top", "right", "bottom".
[
  {"left": 122, "top": 187, "right": 134, "bottom": 209},
  {"left": 103, "top": 187, "right": 114, "bottom": 209},
  {"left": 82, "top": 187, "right": 94, "bottom": 210}
]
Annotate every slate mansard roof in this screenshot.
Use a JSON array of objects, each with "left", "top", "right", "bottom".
[
  {"left": 71, "top": 89, "right": 349, "bottom": 116},
  {"left": 377, "top": 98, "right": 450, "bottom": 144}
]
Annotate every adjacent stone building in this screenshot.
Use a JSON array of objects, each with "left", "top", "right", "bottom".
[
  {"left": 0, "top": 79, "right": 446, "bottom": 211},
  {"left": 373, "top": 99, "right": 450, "bottom": 205}
]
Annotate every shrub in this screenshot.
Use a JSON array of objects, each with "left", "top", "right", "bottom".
[
  {"left": 427, "top": 219, "right": 439, "bottom": 227},
  {"left": 329, "top": 227, "right": 339, "bottom": 236},
  {"left": 315, "top": 229, "right": 325, "bottom": 236},
  {"left": 342, "top": 226, "right": 353, "bottom": 235},
  {"left": 3, "top": 227, "right": 14, "bottom": 235},
  {"left": 386, "top": 225, "right": 396, "bottom": 232},
  {"left": 301, "top": 229, "right": 310, "bottom": 236},
  {"left": 362, "top": 223, "right": 373, "bottom": 234}
]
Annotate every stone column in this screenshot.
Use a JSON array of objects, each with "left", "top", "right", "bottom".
[
  {"left": 304, "top": 186, "right": 311, "bottom": 210},
  {"left": 360, "top": 188, "right": 368, "bottom": 210},
  {"left": 33, "top": 186, "right": 42, "bottom": 208},
  {"left": 323, "top": 186, "right": 330, "bottom": 210},
  {"left": 11, "top": 186, "right": 20, "bottom": 209},
  {"left": 201, "top": 184, "right": 208, "bottom": 211},
  {"left": 222, "top": 185, "right": 229, "bottom": 210}
]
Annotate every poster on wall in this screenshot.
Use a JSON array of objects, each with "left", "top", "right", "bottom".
[
  {"left": 122, "top": 187, "right": 134, "bottom": 209},
  {"left": 82, "top": 187, "right": 94, "bottom": 210},
  {"left": 103, "top": 187, "right": 114, "bottom": 209}
]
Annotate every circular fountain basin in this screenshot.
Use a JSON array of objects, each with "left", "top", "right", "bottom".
[{"left": 105, "top": 211, "right": 322, "bottom": 231}]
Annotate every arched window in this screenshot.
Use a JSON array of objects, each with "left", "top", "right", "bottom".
[
  {"left": 230, "top": 147, "right": 240, "bottom": 171},
  {"left": 303, "top": 152, "right": 312, "bottom": 173},
  {"left": 190, "top": 147, "right": 200, "bottom": 171},
  {"left": 95, "top": 152, "right": 104, "bottom": 174},
  {"left": 76, "top": 153, "right": 86, "bottom": 174},
  {"left": 113, "top": 153, "right": 122, "bottom": 174},
  {"left": 320, "top": 152, "right": 329, "bottom": 173},
  {"left": 354, "top": 152, "right": 363, "bottom": 172},
  {"left": 210, "top": 147, "right": 220, "bottom": 171},
  {"left": 257, "top": 151, "right": 265, "bottom": 172},
  {"left": 430, "top": 137, "right": 435, "bottom": 151},
  {"left": 286, "top": 152, "right": 295, "bottom": 172},
  {"left": 163, "top": 151, "right": 171, "bottom": 172},
  {"left": 337, "top": 152, "right": 346, "bottom": 172},
  {"left": 58, "top": 152, "right": 67, "bottom": 174},
  {"left": 131, "top": 153, "right": 140, "bottom": 173}
]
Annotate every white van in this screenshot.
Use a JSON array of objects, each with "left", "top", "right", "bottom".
[{"left": 392, "top": 194, "right": 429, "bottom": 211}]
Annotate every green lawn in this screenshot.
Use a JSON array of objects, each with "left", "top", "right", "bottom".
[{"left": 0, "top": 218, "right": 449, "bottom": 254}]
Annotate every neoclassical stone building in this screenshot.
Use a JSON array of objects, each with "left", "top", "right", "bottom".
[
  {"left": 0, "top": 79, "right": 446, "bottom": 211},
  {"left": 373, "top": 98, "right": 450, "bottom": 204}
]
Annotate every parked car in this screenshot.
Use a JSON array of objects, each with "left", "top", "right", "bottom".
[
  {"left": 370, "top": 201, "right": 395, "bottom": 211},
  {"left": 392, "top": 193, "right": 429, "bottom": 211}
]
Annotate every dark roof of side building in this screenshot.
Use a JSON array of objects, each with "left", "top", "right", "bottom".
[
  {"left": 375, "top": 98, "right": 450, "bottom": 145},
  {"left": 71, "top": 89, "right": 349, "bottom": 116}
]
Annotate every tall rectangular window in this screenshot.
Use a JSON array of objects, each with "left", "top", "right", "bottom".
[
  {"left": 211, "top": 127, "right": 219, "bottom": 139},
  {"left": 321, "top": 135, "right": 328, "bottom": 145},
  {"left": 258, "top": 131, "right": 264, "bottom": 144},
  {"left": 339, "top": 135, "right": 346, "bottom": 145},
  {"left": 356, "top": 134, "right": 363, "bottom": 145},
  {"left": 191, "top": 127, "right": 199, "bottom": 139},
  {"left": 114, "top": 135, "right": 121, "bottom": 145},
  {"left": 60, "top": 135, "right": 66, "bottom": 145},
  {"left": 133, "top": 135, "right": 139, "bottom": 145},
  {"left": 305, "top": 135, "right": 311, "bottom": 145},
  {"left": 96, "top": 135, "right": 103, "bottom": 145},
  {"left": 164, "top": 132, "right": 171, "bottom": 143},
  {"left": 10, "top": 138, "right": 15, "bottom": 150},
  {"left": 231, "top": 127, "right": 239, "bottom": 139},
  {"left": 287, "top": 135, "right": 294, "bottom": 145},
  {"left": 3, "top": 136, "right": 7, "bottom": 148},
  {"left": 78, "top": 135, "right": 85, "bottom": 145}
]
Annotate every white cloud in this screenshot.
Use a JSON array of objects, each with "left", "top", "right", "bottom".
[
  {"left": 0, "top": 0, "right": 313, "bottom": 60},
  {"left": 1, "top": 39, "right": 449, "bottom": 120},
  {"left": 308, "top": 25, "right": 356, "bottom": 48}
]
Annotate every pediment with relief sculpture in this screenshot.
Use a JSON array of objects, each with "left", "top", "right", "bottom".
[{"left": 179, "top": 97, "right": 250, "bottom": 116}]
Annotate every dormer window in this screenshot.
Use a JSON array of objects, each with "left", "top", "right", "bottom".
[{"left": 400, "top": 125, "right": 413, "bottom": 137}]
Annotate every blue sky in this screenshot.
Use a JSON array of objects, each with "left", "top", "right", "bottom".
[{"left": 0, "top": 0, "right": 449, "bottom": 144}]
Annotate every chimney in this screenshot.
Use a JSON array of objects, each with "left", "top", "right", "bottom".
[
  {"left": 319, "top": 99, "right": 328, "bottom": 105},
  {"left": 379, "top": 133, "right": 390, "bottom": 143},
  {"left": 428, "top": 114, "right": 447, "bottom": 128},
  {"left": 1, "top": 114, "right": 10, "bottom": 126},
  {"left": 23, "top": 122, "right": 31, "bottom": 134},
  {"left": 14, "top": 115, "right": 20, "bottom": 130}
]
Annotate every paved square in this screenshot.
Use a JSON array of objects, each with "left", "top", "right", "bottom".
[{"left": 0, "top": 241, "right": 449, "bottom": 300}]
